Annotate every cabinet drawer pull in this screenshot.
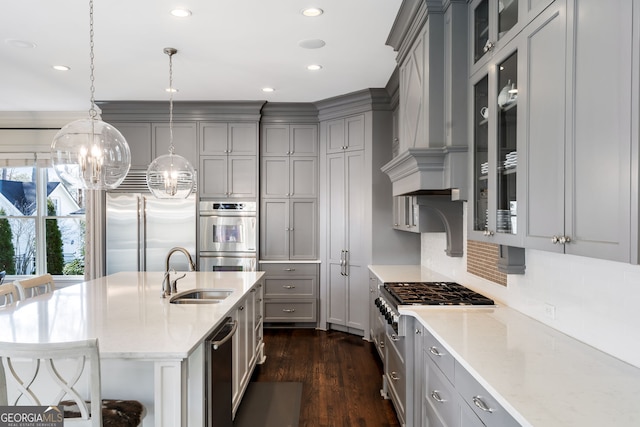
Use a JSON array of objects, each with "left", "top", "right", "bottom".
[
  {"left": 429, "top": 346, "right": 443, "bottom": 357},
  {"left": 472, "top": 396, "right": 494, "bottom": 413},
  {"left": 390, "top": 372, "right": 400, "bottom": 381},
  {"left": 379, "top": 341, "right": 385, "bottom": 348},
  {"left": 430, "top": 390, "right": 445, "bottom": 403},
  {"left": 390, "top": 334, "right": 399, "bottom": 342},
  {"left": 283, "top": 285, "right": 296, "bottom": 289},
  {"left": 283, "top": 268, "right": 296, "bottom": 272},
  {"left": 282, "top": 308, "right": 296, "bottom": 313}
]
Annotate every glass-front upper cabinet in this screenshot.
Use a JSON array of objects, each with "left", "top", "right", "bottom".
[
  {"left": 496, "top": 52, "right": 518, "bottom": 236},
  {"left": 472, "top": 0, "right": 519, "bottom": 69},
  {"left": 470, "top": 48, "right": 521, "bottom": 245}
]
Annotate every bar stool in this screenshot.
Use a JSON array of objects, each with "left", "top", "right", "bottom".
[
  {"left": 14, "top": 273, "right": 56, "bottom": 300},
  {"left": 0, "top": 338, "right": 145, "bottom": 426}
]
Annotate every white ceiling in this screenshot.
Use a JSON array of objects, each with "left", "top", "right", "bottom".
[{"left": 1, "top": 0, "right": 402, "bottom": 112}]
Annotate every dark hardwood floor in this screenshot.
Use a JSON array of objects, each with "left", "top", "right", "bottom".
[{"left": 251, "top": 328, "right": 401, "bottom": 427}]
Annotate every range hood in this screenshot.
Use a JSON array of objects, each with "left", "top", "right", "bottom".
[
  {"left": 381, "top": 147, "right": 468, "bottom": 199},
  {"left": 382, "top": 148, "right": 467, "bottom": 257}
]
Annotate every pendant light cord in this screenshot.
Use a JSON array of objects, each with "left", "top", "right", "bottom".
[
  {"left": 88, "top": 0, "right": 97, "bottom": 120},
  {"left": 167, "top": 49, "right": 176, "bottom": 155}
]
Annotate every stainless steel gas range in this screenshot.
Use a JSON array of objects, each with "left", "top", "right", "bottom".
[{"left": 372, "top": 281, "right": 494, "bottom": 426}]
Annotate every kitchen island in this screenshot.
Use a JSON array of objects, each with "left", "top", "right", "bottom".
[
  {"left": 0, "top": 271, "right": 265, "bottom": 427},
  {"left": 369, "top": 265, "right": 640, "bottom": 426}
]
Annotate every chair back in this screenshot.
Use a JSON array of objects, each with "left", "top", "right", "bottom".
[
  {"left": 14, "top": 274, "right": 56, "bottom": 300},
  {"left": 0, "top": 339, "right": 102, "bottom": 427},
  {"left": 0, "top": 283, "right": 20, "bottom": 307}
]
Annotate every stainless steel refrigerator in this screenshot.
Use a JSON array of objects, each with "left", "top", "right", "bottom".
[{"left": 105, "top": 191, "right": 196, "bottom": 274}]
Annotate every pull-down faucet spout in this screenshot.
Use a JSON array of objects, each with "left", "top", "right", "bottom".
[{"left": 162, "top": 247, "right": 196, "bottom": 298}]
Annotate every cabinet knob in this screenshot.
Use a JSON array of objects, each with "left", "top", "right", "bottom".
[
  {"left": 483, "top": 40, "right": 495, "bottom": 53},
  {"left": 483, "top": 229, "right": 494, "bottom": 237},
  {"left": 559, "top": 235, "right": 571, "bottom": 244}
]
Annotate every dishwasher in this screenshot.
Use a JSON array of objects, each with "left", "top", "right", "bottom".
[{"left": 205, "top": 317, "right": 237, "bottom": 427}]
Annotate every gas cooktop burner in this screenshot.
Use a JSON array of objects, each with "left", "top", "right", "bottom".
[{"left": 383, "top": 282, "right": 494, "bottom": 306}]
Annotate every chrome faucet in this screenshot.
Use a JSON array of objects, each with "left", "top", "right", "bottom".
[{"left": 162, "top": 247, "right": 196, "bottom": 298}]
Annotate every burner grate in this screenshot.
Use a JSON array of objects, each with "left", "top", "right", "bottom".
[{"left": 383, "top": 282, "right": 494, "bottom": 306}]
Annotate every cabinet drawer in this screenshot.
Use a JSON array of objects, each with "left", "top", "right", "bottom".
[
  {"left": 385, "top": 339, "right": 406, "bottom": 424},
  {"left": 424, "top": 361, "right": 460, "bottom": 427},
  {"left": 259, "top": 263, "right": 318, "bottom": 276},
  {"left": 385, "top": 324, "right": 405, "bottom": 364},
  {"left": 455, "top": 362, "right": 519, "bottom": 426},
  {"left": 264, "top": 300, "right": 316, "bottom": 322},
  {"left": 264, "top": 277, "right": 316, "bottom": 298},
  {"left": 423, "top": 328, "right": 455, "bottom": 382}
]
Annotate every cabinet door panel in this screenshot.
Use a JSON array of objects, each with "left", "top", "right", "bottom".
[
  {"left": 326, "top": 119, "right": 345, "bottom": 153},
  {"left": 229, "top": 123, "right": 257, "bottom": 155},
  {"left": 109, "top": 122, "right": 151, "bottom": 167},
  {"left": 290, "top": 157, "right": 317, "bottom": 198},
  {"left": 326, "top": 153, "right": 346, "bottom": 262},
  {"left": 290, "top": 199, "right": 317, "bottom": 259},
  {"left": 228, "top": 156, "right": 257, "bottom": 198},
  {"left": 261, "top": 157, "right": 289, "bottom": 197},
  {"left": 152, "top": 122, "right": 197, "bottom": 167},
  {"left": 261, "top": 125, "right": 289, "bottom": 156},
  {"left": 346, "top": 151, "right": 365, "bottom": 266},
  {"left": 200, "top": 122, "right": 229, "bottom": 154},
  {"left": 260, "top": 200, "right": 288, "bottom": 260},
  {"left": 524, "top": 5, "right": 566, "bottom": 251},
  {"left": 327, "top": 262, "right": 346, "bottom": 325},
  {"left": 345, "top": 115, "right": 365, "bottom": 151},
  {"left": 290, "top": 125, "right": 317, "bottom": 155},
  {"left": 567, "top": 0, "right": 632, "bottom": 261},
  {"left": 200, "top": 156, "right": 228, "bottom": 198}
]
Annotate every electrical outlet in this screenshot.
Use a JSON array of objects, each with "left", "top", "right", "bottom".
[{"left": 544, "top": 303, "right": 556, "bottom": 319}]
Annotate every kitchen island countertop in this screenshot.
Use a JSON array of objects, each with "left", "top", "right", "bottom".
[
  {"left": 369, "top": 264, "right": 640, "bottom": 427},
  {"left": 0, "top": 271, "right": 264, "bottom": 359}
]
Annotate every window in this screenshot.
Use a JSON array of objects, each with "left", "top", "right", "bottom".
[{"left": 0, "top": 163, "right": 85, "bottom": 278}]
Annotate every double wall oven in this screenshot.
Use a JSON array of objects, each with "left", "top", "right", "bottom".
[{"left": 199, "top": 201, "right": 257, "bottom": 272}]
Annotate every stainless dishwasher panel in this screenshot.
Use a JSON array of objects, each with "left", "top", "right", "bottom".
[{"left": 205, "top": 317, "right": 237, "bottom": 427}]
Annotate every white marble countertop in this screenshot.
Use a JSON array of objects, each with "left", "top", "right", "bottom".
[
  {"left": 0, "top": 271, "right": 264, "bottom": 360},
  {"left": 369, "top": 265, "right": 640, "bottom": 427}
]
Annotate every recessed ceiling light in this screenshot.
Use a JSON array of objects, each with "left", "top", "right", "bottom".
[
  {"left": 262, "top": 87, "right": 275, "bottom": 93},
  {"left": 302, "top": 8, "right": 323, "bottom": 17},
  {"left": 5, "top": 39, "right": 37, "bottom": 49},
  {"left": 170, "top": 8, "right": 192, "bottom": 18},
  {"left": 307, "top": 64, "right": 322, "bottom": 71},
  {"left": 298, "top": 39, "right": 326, "bottom": 49},
  {"left": 52, "top": 65, "right": 71, "bottom": 71}
]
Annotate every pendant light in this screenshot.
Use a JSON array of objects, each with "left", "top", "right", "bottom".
[
  {"left": 146, "top": 48, "right": 195, "bottom": 199},
  {"left": 51, "top": 0, "right": 131, "bottom": 190}
]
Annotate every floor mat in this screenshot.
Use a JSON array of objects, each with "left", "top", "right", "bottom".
[{"left": 233, "top": 382, "right": 302, "bottom": 427}]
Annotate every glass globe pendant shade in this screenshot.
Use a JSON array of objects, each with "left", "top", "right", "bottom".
[
  {"left": 146, "top": 152, "right": 195, "bottom": 199},
  {"left": 51, "top": 118, "right": 131, "bottom": 190}
]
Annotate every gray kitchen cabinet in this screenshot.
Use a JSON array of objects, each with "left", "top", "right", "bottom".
[
  {"left": 151, "top": 122, "right": 198, "bottom": 168},
  {"left": 261, "top": 123, "right": 318, "bottom": 157},
  {"left": 200, "top": 122, "right": 258, "bottom": 156},
  {"left": 325, "top": 148, "right": 369, "bottom": 332},
  {"left": 107, "top": 122, "right": 152, "bottom": 168},
  {"left": 260, "top": 156, "right": 317, "bottom": 198},
  {"left": 524, "top": 0, "right": 635, "bottom": 263},
  {"left": 469, "top": 0, "right": 566, "bottom": 247},
  {"left": 260, "top": 199, "right": 317, "bottom": 260},
  {"left": 232, "top": 281, "right": 264, "bottom": 417},
  {"left": 470, "top": 0, "right": 555, "bottom": 76},
  {"left": 409, "top": 324, "right": 513, "bottom": 427},
  {"left": 200, "top": 155, "right": 257, "bottom": 199},
  {"left": 325, "top": 115, "right": 365, "bottom": 154},
  {"left": 369, "top": 273, "right": 386, "bottom": 363},
  {"left": 259, "top": 118, "right": 318, "bottom": 260},
  {"left": 318, "top": 90, "right": 421, "bottom": 338},
  {"left": 107, "top": 121, "right": 198, "bottom": 169},
  {"left": 199, "top": 121, "right": 258, "bottom": 199},
  {"left": 259, "top": 262, "right": 318, "bottom": 325}
]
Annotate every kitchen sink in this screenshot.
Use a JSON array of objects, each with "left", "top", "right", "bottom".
[{"left": 169, "top": 289, "right": 234, "bottom": 304}]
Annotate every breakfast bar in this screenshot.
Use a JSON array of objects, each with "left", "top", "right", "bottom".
[{"left": 0, "top": 271, "right": 265, "bottom": 427}]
